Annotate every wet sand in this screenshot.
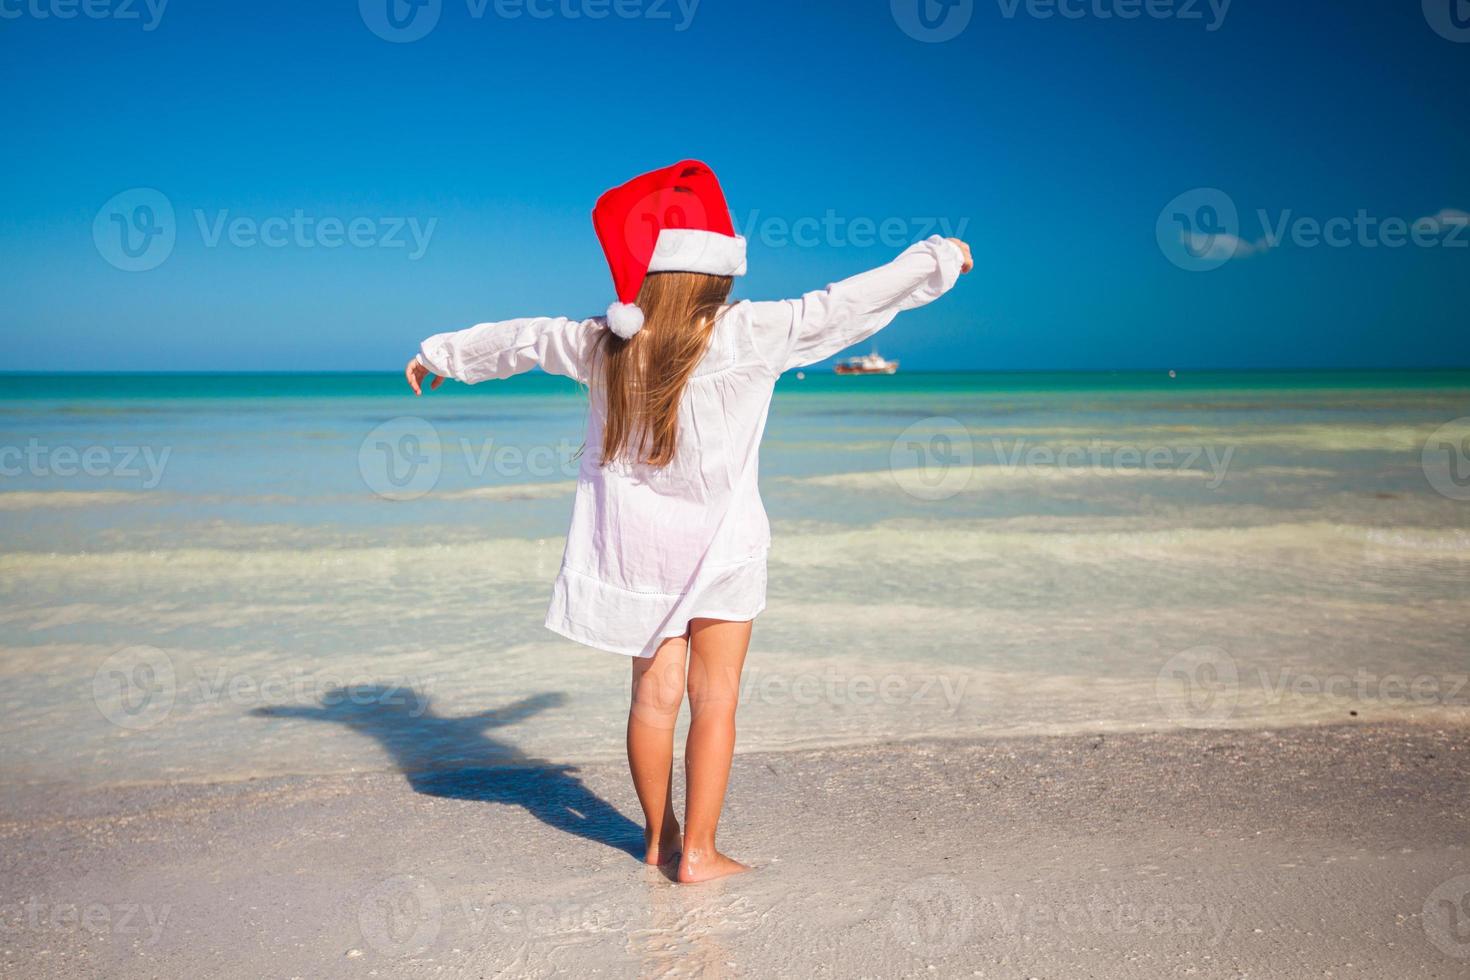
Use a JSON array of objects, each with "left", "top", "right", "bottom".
[{"left": 3, "top": 722, "right": 1467, "bottom": 979}]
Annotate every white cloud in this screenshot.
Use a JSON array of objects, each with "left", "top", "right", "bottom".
[{"left": 1180, "top": 230, "right": 1276, "bottom": 262}]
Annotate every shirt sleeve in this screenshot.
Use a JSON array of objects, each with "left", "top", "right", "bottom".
[
  {"left": 416, "top": 316, "right": 600, "bottom": 385},
  {"left": 749, "top": 236, "right": 965, "bottom": 373}
]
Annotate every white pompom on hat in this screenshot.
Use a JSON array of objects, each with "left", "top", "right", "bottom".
[{"left": 604, "top": 302, "right": 646, "bottom": 340}]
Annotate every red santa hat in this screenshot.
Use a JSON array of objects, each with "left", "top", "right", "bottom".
[{"left": 592, "top": 160, "right": 748, "bottom": 339}]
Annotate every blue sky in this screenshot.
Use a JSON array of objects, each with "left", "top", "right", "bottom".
[{"left": 1, "top": 0, "right": 1466, "bottom": 372}]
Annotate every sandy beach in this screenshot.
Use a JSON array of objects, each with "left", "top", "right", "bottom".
[
  {"left": 3, "top": 722, "right": 1467, "bottom": 978},
  {"left": 3, "top": 373, "right": 1468, "bottom": 977},
  {"left": 7, "top": 0, "right": 1469, "bottom": 972}
]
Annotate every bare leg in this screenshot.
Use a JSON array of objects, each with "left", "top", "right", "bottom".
[
  {"left": 627, "top": 634, "right": 687, "bottom": 865},
  {"left": 678, "top": 617, "right": 753, "bottom": 884}
]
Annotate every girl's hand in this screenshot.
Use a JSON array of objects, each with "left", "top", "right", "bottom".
[
  {"left": 405, "top": 356, "right": 444, "bottom": 396},
  {"left": 947, "top": 238, "right": 974, "bottom": 274}
]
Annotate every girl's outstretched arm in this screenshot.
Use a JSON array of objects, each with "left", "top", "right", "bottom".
[
  {"left": 750, "top": 235, "right": 972, "bottom": 374},
  {"left": 406, "top": 315, "right": 601, "bottom": 395}
]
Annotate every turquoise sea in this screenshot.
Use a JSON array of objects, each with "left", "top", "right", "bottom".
[{"left": 2, "top": 370, "right": 1468, "bottom": 790}]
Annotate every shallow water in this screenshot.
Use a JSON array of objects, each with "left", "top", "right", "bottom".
[{"left": 2, "top": 371, "right": 1468, "bottom": 790}]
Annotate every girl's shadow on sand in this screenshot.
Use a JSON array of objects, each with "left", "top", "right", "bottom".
[{"left": 251, "top": 687, "right": 643, "bottom": 858}]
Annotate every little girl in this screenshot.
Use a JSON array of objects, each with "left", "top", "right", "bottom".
[{"left": 406, "top": 161, "right": 971, "bottom": 883}]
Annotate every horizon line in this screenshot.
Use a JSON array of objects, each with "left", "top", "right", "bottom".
[{"left": 3, "top": 366, "right": 1469, "bottom": 377}]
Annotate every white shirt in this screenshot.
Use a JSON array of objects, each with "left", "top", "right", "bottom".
[{"left": 417, "top": 235, "right": 965, "bottom": 657}]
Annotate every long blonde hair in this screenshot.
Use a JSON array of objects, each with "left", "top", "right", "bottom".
[{"left": 596, "top": 271, "right": 733, "bottom": 467}]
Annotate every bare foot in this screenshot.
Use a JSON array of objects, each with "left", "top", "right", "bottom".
[
  {"left": 644, "top": 822, "right": 681, "bottom": 866},
  {"left": 676, "top": 847, "right": 750, "bottom": 883}
]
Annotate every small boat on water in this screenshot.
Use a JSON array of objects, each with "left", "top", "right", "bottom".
[{"left": 834, "top": 351, "right": 899, "bottom": 376}]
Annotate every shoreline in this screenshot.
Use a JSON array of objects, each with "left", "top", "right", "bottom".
[
  {"left": 6, "top": 705, "right": 1468, "bottom": 804},
  {"left": 4, "top": 721, "right": 1467, "bottom": 978}
]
